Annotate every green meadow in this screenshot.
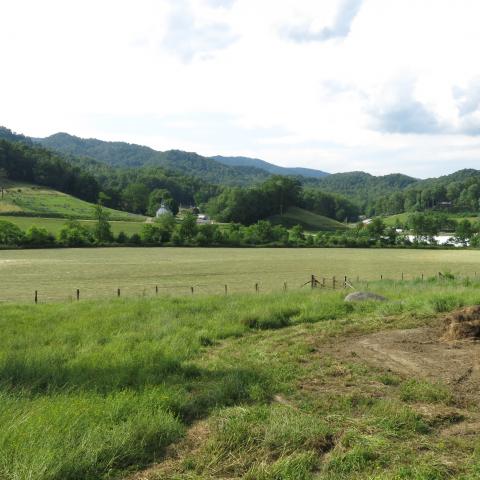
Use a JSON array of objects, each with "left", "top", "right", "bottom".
[
  {"left": 0, "top": 215, "right": 145, "bottom": 236},
  {"left": 0, "top": 247, "right": 480, "bottom": 302},
  {"left": 0, "top": 182, "right": 145, "bottom": 221},
  {"left": 1, "top": 280, "right": 480, "bottom": 479}
]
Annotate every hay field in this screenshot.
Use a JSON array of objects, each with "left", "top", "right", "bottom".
[{"left": 1, "top": 247, "right": 480, "bottom": 302}]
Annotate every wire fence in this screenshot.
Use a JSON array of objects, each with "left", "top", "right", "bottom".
[{"left": 2, "top": 271, "right": 476, "bottom": 304}]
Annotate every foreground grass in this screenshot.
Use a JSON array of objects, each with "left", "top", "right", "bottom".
[{"left": 1, "top": 279, "right": 480, "bottom": 479}]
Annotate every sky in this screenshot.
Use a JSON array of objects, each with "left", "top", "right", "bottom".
[{"left": 2, "top": 0, "right": 480, "bottom": 178}]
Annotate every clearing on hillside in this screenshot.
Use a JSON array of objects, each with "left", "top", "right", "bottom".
[
  {"left": 0, "top": 181, "right": 145, "bottom": 220},
  {"left": 269, "top": 206, "right": 348, "bottom": 231}
]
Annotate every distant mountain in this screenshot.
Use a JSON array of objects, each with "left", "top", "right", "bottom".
[
  {"left": 212, "top": 155, "right": 329, "bottom": 178},
  {"left": 35, "top": 133, "right": 292, "bottom": 186},
  {"left": 0, "top": 127, "right": 33, "bottom": 145}
]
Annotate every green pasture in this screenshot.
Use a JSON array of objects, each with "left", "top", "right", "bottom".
[
  {"left": 384, "top": 212, "right": 480, "bottom": 226},
  {"left": 0, "top": 182, "right": 144, "bottom": 221},
  {"left": 1, "top": 280, "right": 480, "bottom": 479},
  {"left": 0, "top": 215, "right": 145, "bottom": 236},
  {"left": 1, "top": 247, "right": 480, "bottom": 302},
  {"left": 269, "top": 206, "right": 348, "bottom": 231}
]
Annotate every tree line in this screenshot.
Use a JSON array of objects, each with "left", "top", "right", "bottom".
[
  {"left": 205, "top": 176, "right": 359, "bottom": 224},
  {"left": 1, "top": 208, "right": 479, "bottom": 250}
]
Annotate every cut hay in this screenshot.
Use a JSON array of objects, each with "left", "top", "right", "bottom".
[{"left": 442, "top": 306, "right": 480, "bottom": 341}]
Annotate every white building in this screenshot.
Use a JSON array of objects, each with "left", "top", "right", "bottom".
[{"left": 155, "top": 203, "right": 171, "bottom": 217}]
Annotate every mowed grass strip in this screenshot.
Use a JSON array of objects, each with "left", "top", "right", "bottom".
[
  {"left": 1, "top": 281, "right": 480, "bottom": 479},
  {"left": 1, "top": 247, "right": 480, "bottom": 302},
  {"left": 0, "top": 215, "right": 145, "bottom": 236}
]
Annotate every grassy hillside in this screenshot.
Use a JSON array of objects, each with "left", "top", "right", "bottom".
[
  {"left": 0, "top": 216, "right": 145, "bottom": 236},
  {"left": 1, "top": 280, "right": 480, "bottom": 478},
  {"left": 269, "top": 206, "right": 348, "bottom": 231},
  {"left": 0, "top": 182, "right": 145, "bottom": 221}
]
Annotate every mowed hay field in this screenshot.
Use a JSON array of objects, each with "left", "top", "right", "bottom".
[{"left": 1, "top": 247, "right": 480, "bottom": 302}]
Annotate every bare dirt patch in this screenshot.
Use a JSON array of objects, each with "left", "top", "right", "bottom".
[{"left": 326, "top": 323, "right": 480, "bottom": 401}]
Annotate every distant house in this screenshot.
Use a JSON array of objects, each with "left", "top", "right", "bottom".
[
  {"left": 155, "top": 203, "right": 171, "bottom": 217},
  {"left": 438, "top": 201, "right": 453, "bottom": 209},
  {"left": 196, "top": 214, "right": 211, "bottom": 224}
]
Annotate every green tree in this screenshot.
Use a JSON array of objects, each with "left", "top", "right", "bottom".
[
  {"left": 0, "top": 220, "right": 24, "bottom": 245},
  {"left": 24, "top": 226, "right": 55, "bottom": 246},
  {"left": 454, "top": 219, "right": 474, "bottom": 246},
  {"left": 289, "top": 224, "right": 305, "bottom": 244},
  {"left": 59, "top": 220, "right": 94, "bottom": 246},
  {"left": 122, "top": 183, "right": 149, "bottom": 214},
  {"left": 408, "top": 213, "right": 440, "bottom": 241},
  {"left": 0, "top": 167, "right": 7, "bottom": 200},
  {"left": 178, "top": 212, "right": 198, "bottom": 241},
  {"left": 93, "top": 203, "right": 113, "bottom": 243},
  {"left": 141, "top": 224, "right": 163, "bottom": 244},
  {"left": 366, "top": 217, "right": 386, "bottom": 238}
]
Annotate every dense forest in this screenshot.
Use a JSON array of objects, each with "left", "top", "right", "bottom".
[
  {"left": 373, "top": 169, "right": 480, "bottom": 216},
  {"left": 0, "top": 139, "right": 100, "bottom": 202},
  {"left": 37, "top": 133, "right": 274, "bottom": 186}
]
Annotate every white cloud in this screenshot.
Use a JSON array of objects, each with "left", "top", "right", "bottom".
[
  {"left": 2, "top": 0, "right": 480, "bottom": 177},
  {"left": 281, "top": 0, "right": 364, "bottom": 43}
]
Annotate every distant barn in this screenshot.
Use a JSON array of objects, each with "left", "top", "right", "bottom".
[{"left": 156, "top": 203, "right": 171, "bottom": 217}]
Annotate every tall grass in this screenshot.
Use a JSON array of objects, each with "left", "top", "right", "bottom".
[{"left": 1, "top": 279, "right": 480, "bottom": 479}]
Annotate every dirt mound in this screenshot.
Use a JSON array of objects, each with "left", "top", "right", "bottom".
[{"left": 442, "top": 306, "right": 480, "bottom": 341}]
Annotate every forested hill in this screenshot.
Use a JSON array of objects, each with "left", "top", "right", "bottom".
[
  {"left": 308, "top": 172, "right": 419, "bottom": 212},
  {"left": 211, "top": 155, "right": 329, "bottom": 178},
  {"left": 374, "top": 169, "right": 480, "bottom": 216},
  {"left": 36, "top": 133, "right": 276, "bottom": 186}
]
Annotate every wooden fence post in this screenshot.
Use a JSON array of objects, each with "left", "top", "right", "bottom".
[
  {"left": 283, "top": 281, "right": 287, "bottom": 292},
  {"left": 380, "top": 274, "right": 383, "bottom": 281},
  {"left": 401, "top": 272, "right": 404, "bottom": 281},
  {"left": 191, "top": 286, "right": 194, "bottom": 295},
  {"left": 34, "top": 290, "right": 38, "bottom": 304},
  {"left": 333, "top": 276, "right": 336, "bottom": 289},
  {"left": 344, "top": 276, "right": 347, "bottom": 288},
  {"left": 311, "top": 275, "right": 316, "bottom": 289},
  {"left": 421, "top": 273, "right": 424, "bottom": 281},
  {"left": 255, "top": 283, "right": 259, "bottom": 293},
  {"left": 76, "top": 289, "right": 80, "bottom": 301},
  {"left": 322, "top": 277, "right": 326, "bottom": 288},
  {"left": 117, "top": 288, "right": 121, "bottom": 297},
  {"left": 225, "top": 284, "right": 228, "bottom": 295},
  {"left": 155, "top": 285, "right": 158, "bottom": 295}
]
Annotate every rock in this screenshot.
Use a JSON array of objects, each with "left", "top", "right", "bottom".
[{"left": 344, "top": 291, "right": 388, "bottom": 303}]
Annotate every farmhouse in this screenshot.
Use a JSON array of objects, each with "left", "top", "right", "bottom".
[
  {"left": 196, "top": 213, "right": 211, "bottom": 224},
  {"left": 155, "top": 203, "right": 171, "bottom": 217}
]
